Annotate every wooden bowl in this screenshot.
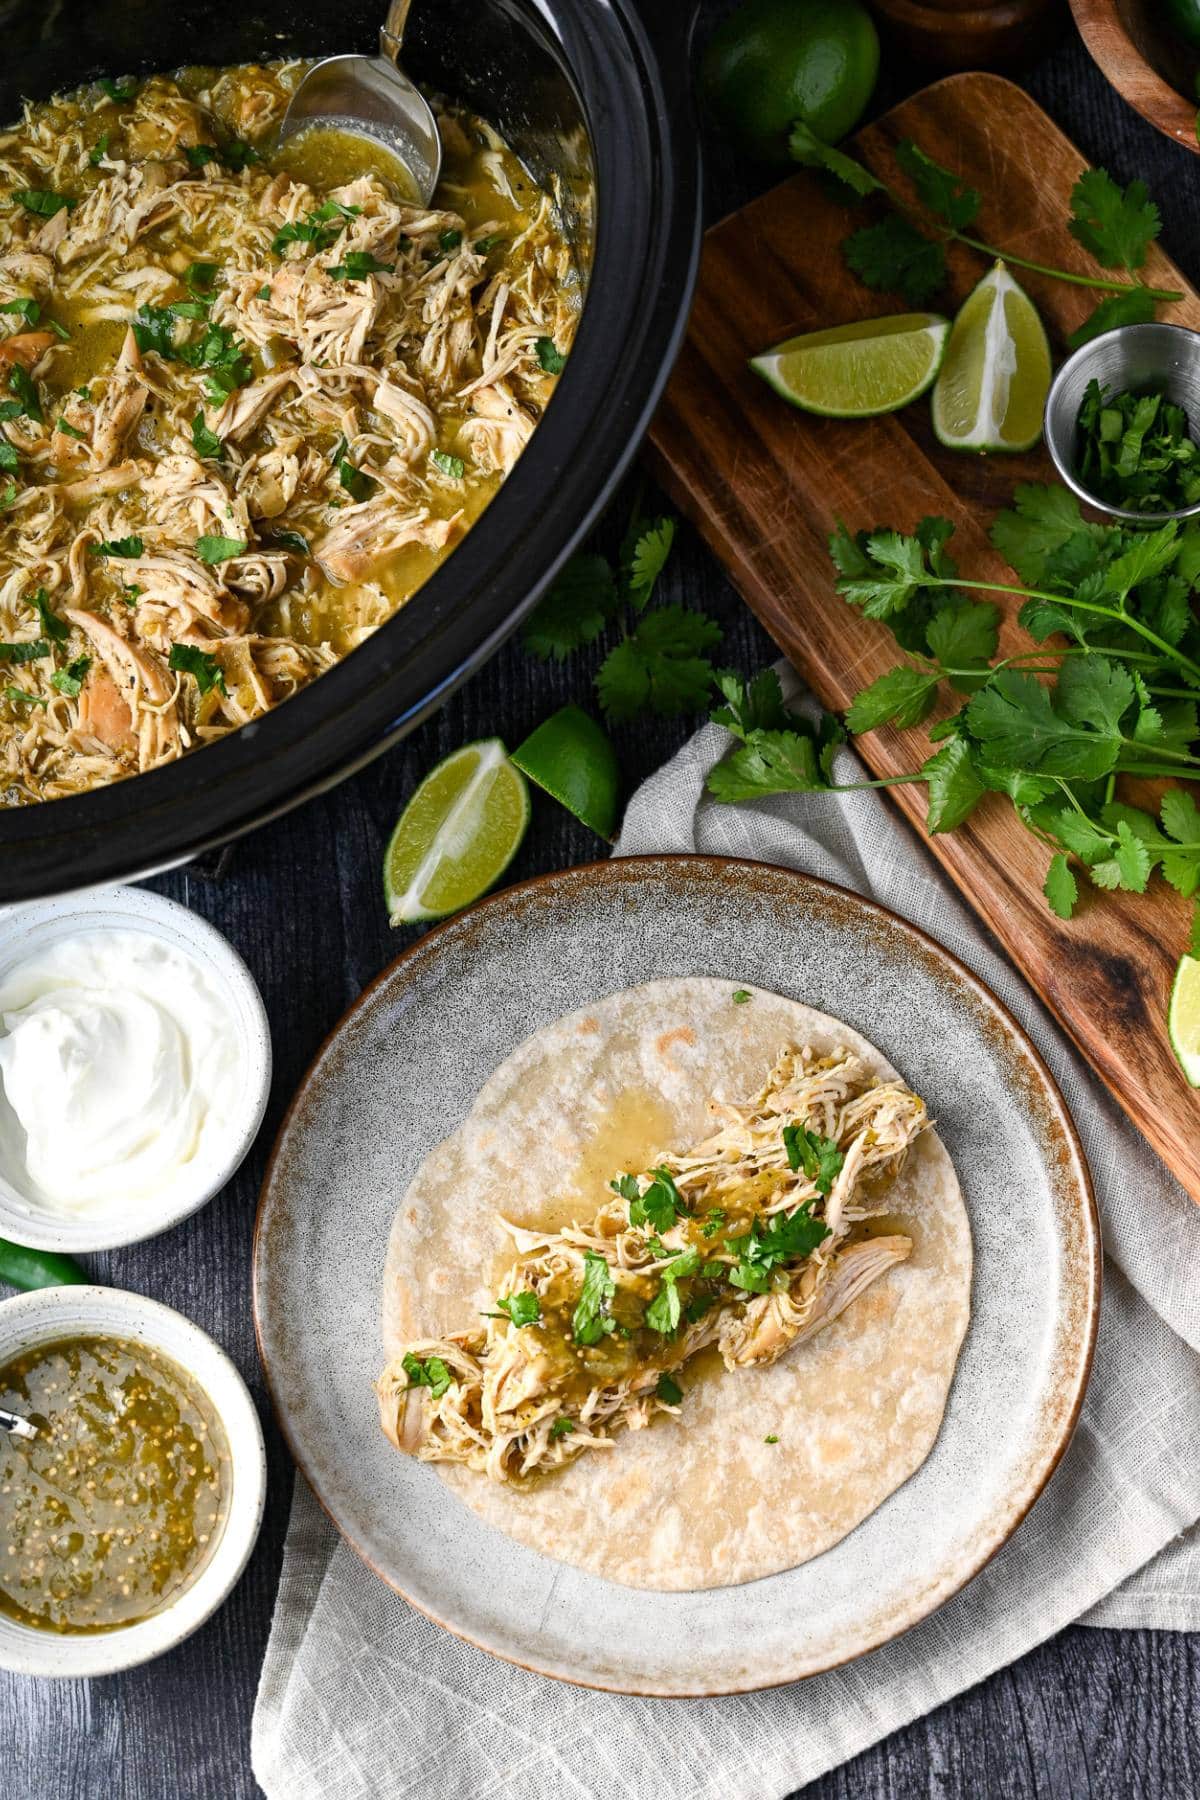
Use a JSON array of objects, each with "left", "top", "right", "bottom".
[{"left": 1070, "top": 0, "right": 1200, "bottom": 153}]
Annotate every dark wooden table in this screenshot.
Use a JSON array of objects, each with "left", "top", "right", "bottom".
[{"left": 8, "top": 10, "right": 1200, "bottom": 1797}]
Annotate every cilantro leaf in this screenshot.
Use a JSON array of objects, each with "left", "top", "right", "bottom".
[
  {"left": 644, "top": 1249, "right": 700, "bottom": 1335},
  {"left": 484, "top": 1290, "right": 541, "bottom": 1327},
  {"left": 655, "top": 1372, "right": 684, "bottom": 1405},
  {"left": 535, "top": 336, "right": 566, "bottom": 374},
  {"left": 923, "top": 737, "right": 986, "bottom": 833},
  {"left": 0, "top": 638, "right": 48, "bottom": 665},
  {"left": 846, "top": 664, "right": 938, "bottom": 733},
  {"left": 522, "top": 554, "right": 619, "bottom": 660},
  {"left": 706, "top": 725, "right": 833, "bottom": 803},
  {"left": 7, "top": 364, "right": 41, "bottom": 425},
  {"left": 1068, "top": 288, "right": 1158, "bottom": 350},
  {"left": 431, "top": 448, "right": 464, "bottom": 479},
  {"left": 402, "top": 1352, "right": 453, "bottom": 1399},
  {"left": 168, "top": 641, "right": 226, "bottom": 696},
  {"left": 895, "top": 140, "right": 981, "bottom": 230},
  {"left": 1044, "top": 853, "right": 1079, "bottom": 919},
  {"left": 26, "top": 587, "right": 67, "bottom": 644},
  {"left": 194, "top": 534, "right": 247, "bottom": 564},
  {"left": 549, "top": 1417, "right": 575, "bottom": 1441},
  {"left": 609, "top": 1173, "right": 641, "bottom": 1203},
  {"left": 626, "top": 518, "right": 675, "bottom": 610},
  {"left": 1068, "top": 168, "right": 1160, "bottom": 271},
  {"left": 965, "top": 670, "right": 1123, "bottom": 781},
  {"left": 782, "top": 1125, "right": 844, "bottom": 1194},
  {"left": 991, "top": 484, "right": 1105, "bottom": 589},
  {"left": 728, "top": 1205, "right": 831, "bottom": 1293},
  {"left": 843, "top": 214, "right": 947, "bottom": 305},
  {"left": 1161, "top": 789, "right": 1200, "bottom": 896},
  {"left": 572, "top": 1251, "right": 617, "bottom": 1345},
  {"left": 596, "top": 606, "right": 720, "bottom": 721},
  {"left": 1090, "top": 818, "right": 1153, "bottom": 892},
  {"left": 926, "top": 601, "right": 1001, "bottom": 689},
  {"left": 14, "top": 187, "right": 73, "bottom": 218},
  {"left": 50, "top": 653, "right": 91, "bottom": 698},
  {"left": 628, "top": 1167, "right": 685, "bottom": 1233},
  {"left": 788, "top": 120, "right": 884, "bottom": 198},
  {"left": 0, "top": 296, "right": 39, "bottom": 327},
  {"left": 327, "top": 250, "right": 395, "bottom": 281},
  {"left": 184, "top": 260, "right": 217, "bottom": 297},
  {"left": 191, "top": 411, "right": 223, "bottom": 460},
  {"left": 711, "top": 667, "right": 798, "bottom": 736},
  {"left": 89, "top": 534, "right": 143, "bottom": 559}
]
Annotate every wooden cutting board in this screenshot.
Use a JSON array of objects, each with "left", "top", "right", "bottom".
[{"left": 647, "top": 72, "right": 1200, "bottom": 1204}]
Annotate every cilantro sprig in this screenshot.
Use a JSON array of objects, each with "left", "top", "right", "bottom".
[
  {"left": 522, "top": 500, "right": 721, "bottom": 720},
  {"left": 790, "top": 122, "right": 1182, "bottom": 340}
]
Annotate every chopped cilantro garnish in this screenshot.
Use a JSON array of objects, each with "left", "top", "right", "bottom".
[
  {"left": 782, "top": 1125, "right": 845, "bottom": 1195},
  {"left": 473, "top": 233, "right": 505, "bottom": 254},
  {"left": 0, "top": 297, "right": 39, "bottom": 326},
  {"left": 549, "top": 1417, "right": 575, "bottom": 1442},
  {"left": 89, "top": 534, "right": 143, "bottom": 559},
  {"left": 27, "top": 588, "right": 67, "bottom": 643},
  {"left": 628, "top": 1166, "right": 686, "bottom": 1233},
  {"left": 5, "top": 683, "right": 44, "bottom": 707},
  {"left": 326, "top": 250, "right": 395, "bottom": 281},
  {"left": 609, "top": 1173, "right": 640, "bottom": 1203},
  {"left": 194, "top": 533, "right": 246, "bottom": 564},
  {"left": 169, "top": 299, "right": 209, "bottom": 320},
  {"left": 655, "top": 1372, "right": 683, "bottom": 1406},
  {"left": 272, "top": 211, "right": 342, "bottom": 256},
  {"left": 535, "top": 336, "right": 566, "bottom": 375},
  {"left": 700, "top": 1209, "right": 727, "bottom": 1238},
  {"left": 0, "top": 440, "right": 18, "bottom": 474},
  {"left": 182, "top": 262, "right": 218, "bottom": 298},
  {"left": 51, "top": 654, "right": 91, "bottom": 697},
  {"left": 89, "top": 133, "right": 110, "bottom": 166},
  {"left": 0, "top": 638, "right": 48, "bottom": 665},
  {"left": 572, "top": 1250, "right": 616, "bottom": 1346},
  {"left": 7, "top": 365, "right": 41, "bottom": 424},
  {"left": 402, "top": 1351, "right": 453, "bottom": 1399},
  {"left": 168, "top": 641, "right": 226, "bottom": 695},
  {"left": 97, "top": 77, "right": 138, "bottom": 103},
  {"left": 122, "top": 585, "right": 142, "bottom": 605},
  {"left": 261, "top": 529, "right": 310, "bottom": 556},
  {"left": 257, "top": 284, "right": 271, "bottom": 301},
  {"left": 14, "top": 188, "right": 73, "bottom": 218},
  {"left": 728, "top": 1205, "right": 831, "bottom": 1294},
  {"left": 431, "top": 449, "right": 465, "bottom": 479},
  {"left": 732, "top": 989, "right": 751, "bottom": 1004},
  {"left": 0, "top": 483, "right": 17, "bottom": 507},
  {"left": 483, "top": 1290, "right": 541, "bottom": 1327},
  {"left": 438, "top": 228, "right": 463, "bottom": 255},
  {"left": 644, "top": 1247, "right": 701, "bottom": 1335},
  {"left": 56, "top": 417, "right": 86, "bottom": 441},
  {"left": 185, "top": 138, "right": 259, "bottom": 174},
  {"left": 47, "top": 319, "right": 69, "bottom": 342},
  {"left": 310, "top": 200, "right": 361, "bottom": 223},
  {"left": 191, "top": 412, "right": 223, "bottom": 460},
  {"left": 764, "top": 1434, "right": 779, "bottom": 1444},
  {"left": 338, "top": 457, "right": 376, "bottom": 503}
]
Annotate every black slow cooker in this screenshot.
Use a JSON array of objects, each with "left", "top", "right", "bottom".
[{"left": 0, "top": 0, "right": 702, "bottom": 898}]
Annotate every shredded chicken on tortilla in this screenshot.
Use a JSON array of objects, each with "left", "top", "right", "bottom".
[
  {"left": 378, "top": 1045, "right": 928, "bottom": 1483},
  {"left": 0, "top": 65, "right": 578, "bottom": 805}
]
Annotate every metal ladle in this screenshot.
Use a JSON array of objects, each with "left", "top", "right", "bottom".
[
  {"left": 278, "top": 0, "right": 443, "bottom": 205},
  {"left": 0, "top": 1406, "right": 37, "bottom": 1439}
]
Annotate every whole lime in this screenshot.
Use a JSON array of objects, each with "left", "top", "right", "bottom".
[{"left": 701, "top": 0, "right": 880, "bottom": 164}]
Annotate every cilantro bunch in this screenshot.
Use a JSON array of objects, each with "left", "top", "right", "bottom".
[
  {"left": 704, "top": 486, "right": 1200, "bottom": 946},
  {"left": 522, "top": 501, "right": 722, "bottom": 721},
  {"left": 790, "top": 124, "right": 1182, "bottom": 348}
]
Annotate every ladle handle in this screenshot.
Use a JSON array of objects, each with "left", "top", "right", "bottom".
[{"left": 380, "top": 0, "right": 414, "bottom": 62}]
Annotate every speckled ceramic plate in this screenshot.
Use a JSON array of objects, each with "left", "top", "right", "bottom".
[{"left": 253, "top": 856, "right": 1099, "bottom": 1695}]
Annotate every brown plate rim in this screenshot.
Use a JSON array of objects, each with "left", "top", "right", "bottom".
[{"left": 252, "top": 852, "right": 1101, "bottom": 1696}]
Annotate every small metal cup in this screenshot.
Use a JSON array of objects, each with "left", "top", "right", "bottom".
[{"left": 1042, "top": 320, "right": 1200, "bottom": 524}]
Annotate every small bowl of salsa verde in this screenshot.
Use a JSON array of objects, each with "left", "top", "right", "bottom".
[{"left": 0, "top": 1286, "right": 265, "bottom": 1676}]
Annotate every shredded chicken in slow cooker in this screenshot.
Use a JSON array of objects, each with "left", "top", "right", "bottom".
[
  {"left": 377, "top": 1046, "right": 927, "bottom": 1483},
  {"left": 0, "top": 63, "right": 578, "bottom": 805}
]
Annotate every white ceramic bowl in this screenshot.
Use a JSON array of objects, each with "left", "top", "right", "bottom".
[
  {"left": 0, "top": 1284, "right": 266, "bottom": 1677},
  {"left": 0, "top": 886, "right": 271, "bottom": 1253}
]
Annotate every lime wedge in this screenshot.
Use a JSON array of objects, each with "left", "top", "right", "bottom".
[
  {"left": 750, "top": 312, "right": 950, "bottom": 418},
  {"left": 1168, "top": 951, "right": 1200, "bottom": 1086},
  {"left": 512, "top": 704, "right": 620, "bottom": 840},
  {"left": 383, "top": 739, "right": 530, "bottom": 925},
  {"left": 931, "top": 260, "right": 1051, "bottom": 453}
]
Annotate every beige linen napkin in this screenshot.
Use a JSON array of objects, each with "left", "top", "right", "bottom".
[{"left": 252, "top": 671, "right": 1200, "bottom": 1800}]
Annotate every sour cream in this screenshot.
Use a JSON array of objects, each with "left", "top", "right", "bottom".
[{"left": 0, "top": 929, "right": 242, "bottom": 1219}]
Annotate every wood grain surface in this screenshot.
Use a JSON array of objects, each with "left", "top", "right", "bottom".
[
  {"left": 647, "top": 71, "right": 1200, "bottom": 1206},
  {"left": 4, "top": 16, "right": 1199, "bottom": 1800}
]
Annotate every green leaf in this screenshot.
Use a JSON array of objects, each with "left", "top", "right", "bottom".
[
  {"left": 655, "top": 1372, "right": 684, "bottom": 1405},
  {"left": 50, "top": 653, "right": 91, "bottom": 698},
  {"left": 828, "top": 520, "right": 873, "bottom": 579},
  {"left": 782, "top": 1125, "right": 844, "bottom": 1195},
  {"left": 706, "top": 727, "right": 828, "bottom": 803},
  {"left": 431, "top": 448, "right": 465, "bottom": 479},
  {"left": 990, "top": 484, "right": 1093, "bottom": 587},
  {"left": 845, "top": 664, "right": 937, "bottom": 733},
  {"left": 7, "top": 364, "right": 40, "bottom": 425},
  {"left": 596, "top": 606, "right": 720, "bottom": 721},
  {"left": 1091, "top": 819, "right": 1153, "bottom": 892},
  {"left": 535, "top": 336, "right": 566, "bottom": 374},
  {"left": 402, "top": 1352, "right": 452, "bottom": 1399},
  {"left": 843, "top": 214, "right": 947, "bottom": 306},
  {"left": 191, "top": 411, "right": 223, "bottom": 460},
  {"left": 24, "top": 588, "right": 66, "bottom": 646},
  {"left": 1046, "top": 805, "right": 1112, "bottom": 863},
  {"left": 711, "top": 667, "right": 796, "bottom": 737},
  {"left": 168, "top": 641, "right": 226, "bottom": 696},
  {"left": 484, "top": 1290, "right": 541, "bottom": 1327},
  {"left": 894, "top": 139, "right": 980, "bottom": 230},
  {"left": 184, "top": 260, "right": 217, "bottom": 297},
  {"left": 1055, "top": 655, "right": 1134, "bottom": 733},
  {"left": 926, "top": 601, "right": 1000, "bottom": 688},
  {"left": 0, "top": 638, "right": 48, "bottom": 665},
  {"left": 327, "top": 251, "right": 395, "bottom": 281},
  {"left": 1068, "top": 168, "right": 1160, "bottom": 270},
  {"left": 1161, "top": 789, "right": 1200, "bottom": 896},
  {"left": 1096, "top": 523, "right": 1180, "bottom": 599},
  {"left": 1067, "top": 288, "right": 1158, "bottom": 350},
  {"left": 628, "top": 1168, "right": 684, "bottom": 1233},
  {"left": 626, "top": 518, "right": 675, "bottom": 609},
  {"left": 572, "top": 1250, "right": 616, "bottom": 1345},
  {"left": 1044, "top": 853, "right": 1079, "bottom": 919},
  {"left": 14, "top": 187, "right": 73, "bottom": 218},
  {"left": 1191, "top": 900, "right": 1200, "bottom": 956},
  {"left": 965, "top": 670, "right": 1121, "bottom": 781},
  {"left": 89, "top": 534, "right": 143, "bottom": 559},
  {"left": 923, "top": 737, "right": 985, "bottom": 833},
  {"left": 0, "top": 296, "right": 39, "bottom": 326},
  {"left": 522, "top": 554, "right": 619, "bottom": 660},
  {"left": 788, "top": 120, "right": 884, "bottom": 198},
  {"left": 97, "top": 76, "right": 138, "bottom": 103},
  {"left": 194, "top": 534, "right": 246, "bottom": 564}
]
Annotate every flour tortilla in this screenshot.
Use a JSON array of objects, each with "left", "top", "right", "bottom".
[{"left": 382, "top": 978, "right": 972, "bottom": 1591}]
